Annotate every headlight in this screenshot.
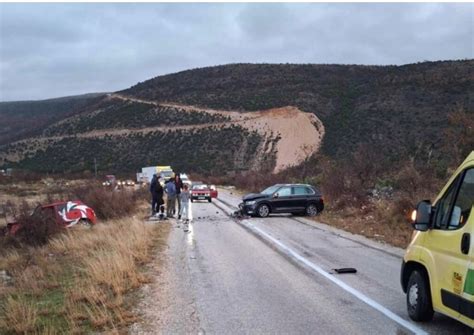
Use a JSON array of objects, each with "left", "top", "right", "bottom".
[{"left": 245, "top": 200, "right": 256, "bottom": 205}]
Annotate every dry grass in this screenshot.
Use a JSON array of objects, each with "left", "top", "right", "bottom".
[
  {"left": 0, "top": 179, "right": 67, "bottom": 210},
  {"left": 14, "top": 265, "right": 46, "bottom": 296},
  {"left": 0, "top": 296, "right": 38, "bottom": 334},
  {"left": 318, "top": 197, "right": 417, "bottom": 248},
  {"left": 0, "top": 250, "right": 23, "bottom": 270},
  {"left": 68, "top": 185, "right": 146, "bottom": 220},
  {"left": 0, "top": 216, "right": 170, "bottom": 334}
]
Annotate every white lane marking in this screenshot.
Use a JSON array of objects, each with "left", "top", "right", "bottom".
[{"left": 243, "top": 221, "right": 428, "bottom": 335}]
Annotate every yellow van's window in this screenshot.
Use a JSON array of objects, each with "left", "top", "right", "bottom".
[
  {"left": 434, "top": 175, "right": 460, "bottom": 230},
  {"left": 448, "top": 169, "right": 474, "bottom": 230}
]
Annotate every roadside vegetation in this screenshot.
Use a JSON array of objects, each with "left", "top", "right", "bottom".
[{"left": 0, "top": 180, "right": 169, "bottom": 334}]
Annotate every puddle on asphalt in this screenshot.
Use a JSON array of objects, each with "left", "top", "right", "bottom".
[{"left": 186, "top": 223, "right": 194, "bottom": 246}]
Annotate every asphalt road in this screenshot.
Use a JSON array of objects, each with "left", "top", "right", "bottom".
[{"left": 133, "top": 189, "right": 472, "bottom": 334}]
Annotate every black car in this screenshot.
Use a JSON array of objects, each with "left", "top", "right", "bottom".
[{"left": 239, "top": 184, "right": 324, "bottom": 218}]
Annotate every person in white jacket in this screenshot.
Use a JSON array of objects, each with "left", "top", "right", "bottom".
[{"left": 179, "top": 184, "right": 191, "bottom": 222}]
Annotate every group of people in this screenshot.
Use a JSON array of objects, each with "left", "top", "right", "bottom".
[{"left": 150, "top": 173, "right": 190, "bottom": 222}]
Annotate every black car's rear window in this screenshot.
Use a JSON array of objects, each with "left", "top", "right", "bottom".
[{"left": 293, "top": 186, "right": 314, "bottom": 195}]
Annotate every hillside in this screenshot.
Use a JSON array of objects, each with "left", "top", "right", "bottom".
[
  {"left": 0, "top": 92, "right": 326, "bottom": 174},
  {"left": 121, "top": 61, "right": 473, "bottom": 161},
  {"left": 6, "top": 126, "right": 269, "bottom": 175},
  {"left": 0, "top": 93, "right": 105, "bottom": 145},
  {"left": 0, "top": 60, "right": 472, "bottom": 175}
]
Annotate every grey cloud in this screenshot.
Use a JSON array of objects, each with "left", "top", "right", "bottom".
[{"left": 0, "top": 3, "right": 472, "bottom": 101}]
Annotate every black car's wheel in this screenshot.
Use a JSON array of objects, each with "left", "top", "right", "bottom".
[
  {"left": 406, "top": 270, "right": 434, "bottom": 321},
  {"left": 208, "top": 198, "right": 212, "bottom": 203},
  {"left": 305, "top": 204, "right": 318, "bottom": 217},
  {"left": 257, "top": 204, "right": 270, "bottom": 218},
  {"left": 191, "top": 198, "right": 194, "bottom": 203}
]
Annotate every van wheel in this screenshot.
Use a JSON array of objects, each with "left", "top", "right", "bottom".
[
  {"left": 257, "top": 204, "right": 270, "bottom": 218},
  {"left": 406, "top": 270, "right": 434, "bottom": 321}
]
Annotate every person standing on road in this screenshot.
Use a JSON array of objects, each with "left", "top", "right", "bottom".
[
  {"left": 150, "top": 174, "right": 159, "bottom": 215},
  {"left": 165, "top": 178, "right": 177, "bottom": 218},
  {"left": 179, "top": 184, "right": 191, "bottom": 222},
  {"left": 155, "top": 177, "right": 164, "bottom": 216},
  {"left": 175, "top": 173, "right": 184, "bottom": 219}
]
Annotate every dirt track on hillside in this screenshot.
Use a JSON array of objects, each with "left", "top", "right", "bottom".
[
  {"left": 110, "top": 94, "right": 325, "bottom": 172},
  {"left": 1, "top": 95, "right": 325, "bottom": 173}
]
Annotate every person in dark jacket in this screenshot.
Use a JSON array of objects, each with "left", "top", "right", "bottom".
[
  {"left": 150, "top": 174, "right": 159, "bottom": 215},
  {"left": 174, "top": 173, "right": 184, "bottom": 218},
  {"left": 150, "top": 174, "right": 164, "bottom": 215},
  {"left": 155, "top": 179, "right": 164, "bottom": 215}
]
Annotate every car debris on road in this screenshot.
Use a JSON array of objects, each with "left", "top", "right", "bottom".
[
  {"left": 231, "top": 209, "right": 251, "bottom": 220},
  {"left": 333, "top": 268, "right": 358, "bottom": 274}
]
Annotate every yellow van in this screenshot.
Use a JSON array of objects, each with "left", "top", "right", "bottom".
[{"left": 401, "top": 151, "right": 474, "bottom": 327}]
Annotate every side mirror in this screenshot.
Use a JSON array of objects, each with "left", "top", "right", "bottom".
[
  {"left": 273, "top": 193, "right": 279, "bottom": 199},
  {"left": 411, "top": 200, "right": 432, "bottom": 231}
]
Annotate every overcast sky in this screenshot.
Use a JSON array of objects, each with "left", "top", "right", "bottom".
[{"left": 0, "top": 3, "right": 472, "bottom": 101}]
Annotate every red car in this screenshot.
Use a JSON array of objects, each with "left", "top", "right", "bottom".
[
  {"left": 191, "top": 184, "right": 214, "bottom": 203},
  {"left": 4, "top": 200, "right": 97, "bottom": 236}
]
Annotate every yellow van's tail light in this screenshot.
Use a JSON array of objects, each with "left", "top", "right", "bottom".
[{"left": 411, "top": 209, "right": 417, "bottom": 222}]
